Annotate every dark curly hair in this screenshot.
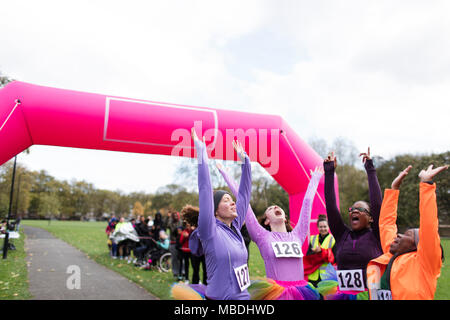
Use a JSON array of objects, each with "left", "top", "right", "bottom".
[{"left": 181, "top": 205, "right": 200, "bottom": 227}]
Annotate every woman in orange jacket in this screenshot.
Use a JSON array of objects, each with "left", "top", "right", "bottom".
[{"left": 367, "top": 164, "right": 447, "bottom": 300}]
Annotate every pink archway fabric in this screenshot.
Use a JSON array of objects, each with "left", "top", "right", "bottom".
[{"left": 0, "top": 81, "right": 339, "bottom": 250}]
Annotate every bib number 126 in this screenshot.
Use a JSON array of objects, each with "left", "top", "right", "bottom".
[
  {"left": 271, "top": 241, "right": 303, "bottom": 258},
  {"left": 336, "top": 269, "right": 365, "bottom": 291}
]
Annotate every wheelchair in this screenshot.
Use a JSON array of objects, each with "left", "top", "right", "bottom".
[{"left": 142, "top": 244, "right": 172, "bottom": 272}]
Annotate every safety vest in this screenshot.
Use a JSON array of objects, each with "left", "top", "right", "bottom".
[{"left": 308, "top": 233, "right": 335, "bottom": 281}]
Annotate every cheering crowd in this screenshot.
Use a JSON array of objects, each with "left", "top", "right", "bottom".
[{"left": 106, "top": 131, "right": 447, "bottom": 300}]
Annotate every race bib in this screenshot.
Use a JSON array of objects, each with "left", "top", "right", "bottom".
[
  {"left": 271, "top": 241, "right": 303, "bottom": 258},
  {"left": 336, "top": 269, "right": 365, "bottom": 291},
  {"left": 377, "top": 289, "right": 392, "bottom": 300},
  {"left": 234, "top": 264, "right": 250, "bottom": 292}
]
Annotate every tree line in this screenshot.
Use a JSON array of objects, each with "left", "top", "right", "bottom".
[{"left": 0, "top": 142, "right": 447, "bottom": 231}]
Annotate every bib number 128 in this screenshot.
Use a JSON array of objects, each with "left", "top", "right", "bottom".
[{"left": 336, "top": 269, "right": 365, "bottom": 291}]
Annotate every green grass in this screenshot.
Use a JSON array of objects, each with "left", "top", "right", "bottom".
[
  {"left": 18, "top": 220, "right": 450, "bottom": 300},
  {"left": 435, "top": 237, "right": 450, "bottom": 300},
  {"left": 0, "top": 230, "right": 32, "bottom": 300}
]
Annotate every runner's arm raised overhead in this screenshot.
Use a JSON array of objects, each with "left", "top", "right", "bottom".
[
  {"left": 232, "top": 140, "right": 252, "bottom": 230},
  {"left": 417, "top": 165, "right": 448, "bottom": 274},
  {"left": 323, "top": 152, "right": 347, "bottom": 241},
  {"left": 360, "top": 147, "right": 383, "bottom": 242},
  {"left": 293, "top": 166, "right": 323, "bottom": 244},
  {"left": 192, "top": 128, "right": 216, "bottom": 241}
]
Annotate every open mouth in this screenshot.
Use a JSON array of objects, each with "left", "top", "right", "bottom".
[
  {"left": 389, "top": 240, "right": 399, "bottom": 252},
  {"left": 274, "top": 208, "right": 282, "bottom": 216},
  {"left": 351, "top": 215, "right": 360, "bottom": 223}
]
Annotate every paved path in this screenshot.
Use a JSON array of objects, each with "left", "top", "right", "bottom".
[{"left": 24, "top": 226, "right": 158, "bottom": 300}]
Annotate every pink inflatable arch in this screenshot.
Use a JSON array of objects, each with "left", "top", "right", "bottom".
[{"left": 0, "top": 81, "right": 339, "bottom": 249}]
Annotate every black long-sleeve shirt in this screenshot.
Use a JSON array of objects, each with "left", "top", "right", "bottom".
[{"left": 324, "top": 159, "right": 383, "bottom": 284}]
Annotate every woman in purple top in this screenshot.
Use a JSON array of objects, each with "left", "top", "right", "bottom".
[
  {"left": 320, "top": 148, "right": 383, "bottom": 300},
  {"left": 217, "top": 163, "right": 323, "bottom": 300},
  {"left": 171, "top": 129, "right": 252, "bottom": 300}
]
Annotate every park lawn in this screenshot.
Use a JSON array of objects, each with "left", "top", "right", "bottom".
[
  {"left": 435, "top": 237, "right": 450, "bottom": 300},
  {"left": 0, "top": 229, "right": 32, "bottom": 300},
  {"left": 20, "top": 220, "right": 450, "bottom": 300}
]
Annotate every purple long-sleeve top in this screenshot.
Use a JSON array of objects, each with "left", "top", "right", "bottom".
[
  {"left": 194, "top": 139, "right": 252, "bottom": 300},
  {"left": 218, "top": 166, "right": 322, "bottom": 282},
  {"left": 324, "top": 159, "right": 383, "bottom": 286}
]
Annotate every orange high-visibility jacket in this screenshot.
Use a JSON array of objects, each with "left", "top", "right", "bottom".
[{"left": 367, "top": 183, "right": 442, "bottom": 300}]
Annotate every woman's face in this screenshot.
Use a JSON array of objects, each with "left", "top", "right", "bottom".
[
  {"left": 348, "top": 201, "right": 372, "bottom": 231},
  {"left": 264, "top": 205, "right": 286, "bottom": 226},
  {"left": 389, "top": 229, "right": 417, "bottom": 255},
  {"left": 216, "top": 194, "right": 237, "bottom": 222},
  {"left": 318, "top": 221, "right": 329, "bottom": 236}
]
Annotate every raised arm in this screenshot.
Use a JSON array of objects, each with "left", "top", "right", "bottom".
[
  {"left": 360, "top": 148, "right": 382, "bottom": 242},
  {"left": 293, "top": 166, "right": 323, "bottom": 244},
  {"left": 324, "top": 152, "right": 347, "bottom": 241},
  {"left": 232, "top": 140, "right": 252, "bottom": 230},
  {"left": 217, "top": 163, "right": 239, "bottom": 196},
  {"left": 378, "top": 166, "right": 412, "bottom": 253},
  {"left": 217, "top": 163, "right": 268, "bottom": 242},
  {"left": 417, "top": 165, "right": 448, "bottom": 274},
  {"left": 192, "top": 128, "right": 216, "bottom": 241},
  {"left": 378, "top": 190, "right": 399, "bottom": 253}
]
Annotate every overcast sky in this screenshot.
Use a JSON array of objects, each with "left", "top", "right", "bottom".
[{"left": 1, "top": 0, "right": 449, "bottom": 194}]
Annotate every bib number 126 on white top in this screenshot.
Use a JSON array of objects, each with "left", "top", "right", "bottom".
[{"left": 271, "top": 241, "right": 303, "bottom": 258}]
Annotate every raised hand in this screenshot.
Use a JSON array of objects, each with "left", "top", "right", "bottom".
[
  {"left": 191, "top": 127, "right": 199, "bottom": 142},
  {"left": 359, "top": 147, "right": 371, "bottom": 164},
  {"left": 324, "top": 151, "right": 337, "bottom": 169},
  {"left": 232, "top": 139, "right": 246, "bottom": 161},
  {"left": 418, "top": 164, "right": 448, "bottom": 182},
  {"left": 391, "top": 165, "right": 412, "bottom": 190}
]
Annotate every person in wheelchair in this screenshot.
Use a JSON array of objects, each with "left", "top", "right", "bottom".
[{"left": 148, "top": 230, "right": 170, "bottom": 269}]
